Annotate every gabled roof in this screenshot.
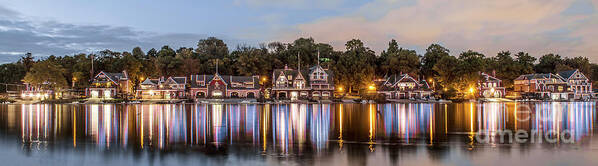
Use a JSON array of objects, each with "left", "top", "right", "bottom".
[
  {"left": 189, "top": 75, "right": 213, "bottom": 87},
  {"left": 557, "top": 69, "right": 577, "bottom": 80},
  {"left": 394, "top": 74, "right": 418, "bottom": 85},
  {"left": 557, "top": 69, "right": 589, "bottom": 81},
  {"left": 480, "top": 72, "right": 501, "bottom": 82},
  {"left": 209, "top": 73, "right": 228, "bottom": 86},
  {"left": 190, "top": 74, "right": 260, "bottom": 89},
  {"left": 92, "top": 71, "right": 128, "bottom": 85},
  {"left": 377, "top": 74, "right": 429, "bottom": 91},
  {"left": 382, "top": 74, "right": 398, "bottom": 86},
  {"left": 419, "top": 80, "right": 431, "bottom": 90},
  {"left": 141, "top": 78, "right": 159, "bottom": 85},
  {"left": 309, "top": 65, "right": 335, "bottom": 85},
  {"left": 273, "top": 68, "right": 311, "bottom": 84},
  {"left": 515, "top": 73, "right": 566, "bottom": 82},
  {"left": 272, "top": 65, "right": 334, "bottom": 87},
  {"left": 168, "top": 77, "right": 187, "bottom": 85},
  {"left": 309, "top": 65, "right": 326, "bottom": 74}
]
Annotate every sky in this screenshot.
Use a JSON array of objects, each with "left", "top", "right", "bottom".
[{"left": 0, "top": 0, "right": 597, "bottom": 63}]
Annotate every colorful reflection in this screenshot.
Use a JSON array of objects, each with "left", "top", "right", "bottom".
[
  {"left": 377, "top": 103, "right": 440, "bottom": 144},
  {"left": 271, "top": 104, "right": 332, "bottom": 154},
  {"left": 467, "top": 102, "right": 595, "bottom": 143},
  {"left": 1, "top": 102, "right": 594, "bottom": 153}
]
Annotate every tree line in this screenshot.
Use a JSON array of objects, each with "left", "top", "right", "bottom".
[{"left": 1, "top": 37, "right": 596, "bottom": 98}]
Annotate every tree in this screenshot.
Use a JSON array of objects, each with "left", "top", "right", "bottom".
[
  {"left": 118, "top": 53, "right": 143, "bottom": 91},
  {"left": 132, "top": 47, "right": 145, "bottom": 59},
  {"left": 195, "top": 37, "right": 233, "bottom": 74},
  {"left": 0, "top": 63, "right": 27, "bottom": 92},
  {"left": 175, "top": 47, "right": 200, "bottom": 75},
  {"left": 71, "top": 71, "right": 85, "bottom": 88},
  {"left": 157, "top": 46, "right": 176, "bottom": 57},
  {"left": 379, "top": 39, "right": 420, "bottom": 76},
  {"left": 196, "top": 37, "right": 229, "bottom": 59},
  {"left": 590, "top": 64, "right": 598, "bottom": 87},
  {"left": 19, "top": 52, "right": 35, "bottom": 72},
  {"left": 421, "top": 44, "right": 450, "bottom": 78},
  {"left": 234, "top": 46, "right": 270, "bottom": 76},
  {"left": 23, "top": 60, "right": 68, "bottom": 90},
  {"left": 487, "top": 51, "right": 520, "bottom": 88},
  {"left": 514, "top": 52, "right": 536, "bottom": 74},
  {"left": 147, "top": 48, "right": 158, "bottom": 57},
  {"left": 333, "top": 39, "right": 376, "bottom": 93},
  {"left": 433, "top": 55, "right": 459, "bottom": 89},
  {"left": 563, "top": 56, "right": 591, "bottom": 75},
  {"left": 535, "top": 54, "right": 562, "bottom": 73},
  {"left": 154, "top": 46, "right": 181, "bottom": 76},
  {"left": 454, "top": 50, "right": 486, "bottom": 91}
]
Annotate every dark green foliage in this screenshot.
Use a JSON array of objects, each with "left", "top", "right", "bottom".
[
  {"left": 1, "top": 37, "right": 597, "bottom": 98},
  {"left": 421, "top": 44, "right": 450, "bottom": 79},
  {"left": 379, "top": 39, "right": 420, "bottom": 76}
]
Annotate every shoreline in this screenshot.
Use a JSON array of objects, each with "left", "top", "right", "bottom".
[{"left": 3, "top": 98, "right": 596, "bottom": 105}]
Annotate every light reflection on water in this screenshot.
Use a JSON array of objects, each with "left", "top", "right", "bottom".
[{"left": 0, "top": 102, "right": 597, "bottom": 166}]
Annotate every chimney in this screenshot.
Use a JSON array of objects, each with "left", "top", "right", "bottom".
[
  {"left": 285, "top": 64, "right": 288, "bottom": 70},
  {"left": 492, "top": 70, "right": 496, "bottom": 77}
]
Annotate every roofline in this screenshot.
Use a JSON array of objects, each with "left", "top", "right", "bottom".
[{"left": 94, "top": 71, "right": 118, "bottom": 85}]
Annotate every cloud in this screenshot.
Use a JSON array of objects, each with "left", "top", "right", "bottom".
[
  {"left": 234, "top": 0, "right": 345, "bottom": 9},
  {"left": 0, "top": 5, "right": 18, "bottom": 19},
  {"left": 0, "top": 5, "right": 236, "bottom": 64},
  {"left": 279, "top": 0, "right": 598, "bottom": 62}
]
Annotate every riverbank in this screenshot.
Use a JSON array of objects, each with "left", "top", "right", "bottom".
[{"left": 3, "top": 97, "right": 596, "bottom": 105}]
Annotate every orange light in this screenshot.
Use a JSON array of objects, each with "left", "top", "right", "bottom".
[
  {"left": 368, "top": 85, "right": 376, "bottom": 91},
  {"left": 469, "top": 87, "right": 475, "bottom": 93},
  {"left": 338, "top": 87, "right": 344, "bottom": 92}
]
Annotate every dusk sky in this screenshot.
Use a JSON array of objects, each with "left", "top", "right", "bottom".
[{"left": 0, "top": 0, "right": 597, "bottom": 63}]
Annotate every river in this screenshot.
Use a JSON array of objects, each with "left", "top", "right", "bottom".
[{"left": 0, "top": 102, "right": 596, "bottom": 166}]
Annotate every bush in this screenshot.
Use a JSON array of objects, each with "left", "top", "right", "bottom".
[
  {"left": 0, "top": 97, "right": 16, "bottom": 103},
  {"left": 374, "top": 94, "right": 388, "bottom": 103}
]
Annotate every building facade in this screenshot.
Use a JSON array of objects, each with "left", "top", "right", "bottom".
[
  {"left": 477, "top": 72, "right": 506, "bottom": 98},
  {"left": 137, "top": 76, "right": 187, "bottom": 99},
  {"left": 375, "top": 74, "right": 432, "bottom": 99},
  {"left": 271, "top": 65, "right": 334, "bottom": 100},
  {"left": 188, "top": 73, "right": 261, "bottom": 99},
  {"left": 514, "top": 73, "right": 570, "bottom": 100},
  {"left": 557, "top": 69, "right": 593, "bottom": 99},
  {"left": 86, "top": 71, "right": 131, "bottom": 99},
  {"left": 20, "top": 83, "right": 53, "bottom": 100}
]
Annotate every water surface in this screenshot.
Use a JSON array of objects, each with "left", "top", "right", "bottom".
[{"left": 0, "top": 102, "right": 596, "bottom": 166}]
